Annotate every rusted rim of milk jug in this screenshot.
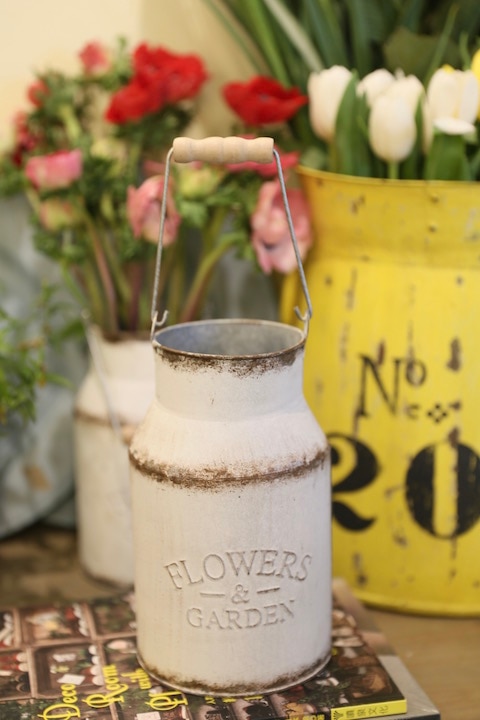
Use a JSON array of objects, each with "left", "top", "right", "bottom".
[
  {"left": 152, "top": 318, "right": 305, "bottom": 370},
  {"left": 149, "top": 137, "right": 313, "bottom": 344}
]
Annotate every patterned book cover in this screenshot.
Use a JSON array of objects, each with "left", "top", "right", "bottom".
[{"left": 0, "top": 579, "right": 438, "bottom": 720}]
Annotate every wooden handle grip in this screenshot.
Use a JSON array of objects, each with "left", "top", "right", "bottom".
[{"left": 172, "top": 136, "right": 274, "bottom": 164}]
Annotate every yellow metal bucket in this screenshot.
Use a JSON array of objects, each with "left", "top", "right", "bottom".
[{"left": 282, "top": 167, "right": 480, "bottom": 616}]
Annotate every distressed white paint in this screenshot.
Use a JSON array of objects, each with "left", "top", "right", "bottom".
[
  {"left": 130, "top": 319, "right": 331, "bottom": 695},
  {"left": 74, "top": 328, "right": 154, "bottom": 586}
]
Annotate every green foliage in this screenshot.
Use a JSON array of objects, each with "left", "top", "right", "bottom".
[
  {"left": 0, "top": 37, "right": 209, "bottom": 335},
  {"left": 331, "top": 73, "right": 372, "bottom": 176},
  {"left": 424, "top": 132, "right": 473, "bottom": 179},
  {"left": 0, "top": 157, "right": 28, "bottom": 196},
  {"left": 205, "top": 0, "right": 480, "bottom": 182},
  {"left": 206, "top": 0, "right": 480, "bottom": 85},
  {"left": 0, "top": 284, "right": 81, "bottom": 427}
]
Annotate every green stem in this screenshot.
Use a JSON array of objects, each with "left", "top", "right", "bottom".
[
  {"left": 423, "top": 4, "right": 459, "bottom": 86},
  {"left": 98, "top": 225, "right": 132, "bottom": 308},
  {"left": 137, "top": 257, "right": 156, "bottom": 331},
  {"left": 58, "top": 104, "right": 82, "bottom": 143},
  {"left": 388, "top": 161, "right": 399, "bottom": 180},
  {"left": 203, "top": 207, "right": 230, "bottom": 253},
  {"left": 179, "top": 236, "right": 239, "bottom": 323},
  {"left": 77, "top": 261, "right": 106, "bottom": 327},
  {"left": 263, "top": 0, "right": 324, "bottom": 72},
  {"left": 241, "top": 0, "right": 290, "bottom": 84},
  {"left": 82, "top": 213, "right": 118, "bottom": 333},
  {"left": 328, "top": 142, "right": 339, "bottom": 174},
  {"left": 308, "top": 0, "right": 348, "bottom": 67},
  {"left": 201, "top": 0, "right": 266, "bottom": 74},
  {"left": 59, "top": 256, "right": 105, "bottom": 329}
]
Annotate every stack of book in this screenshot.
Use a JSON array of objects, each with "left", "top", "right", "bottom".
[{"left": 0, "top": 579, "right": 439, "bottom": 720}]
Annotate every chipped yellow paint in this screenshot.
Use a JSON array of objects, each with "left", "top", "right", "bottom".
[{"left": 282, "top": 168, "right": 480, "bottom": 616}]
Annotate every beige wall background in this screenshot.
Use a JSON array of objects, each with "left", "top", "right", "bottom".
[{"left": 0, "top": 0, "right": 254, "bottom": 144}]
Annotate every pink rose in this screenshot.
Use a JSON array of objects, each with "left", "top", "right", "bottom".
[
  {"left": 127, "top": 175, "right": 180, "bottom": 245},
  {"left": 25, "top": 150, "right": 83, "bottom": 190},
  {"left": 251, "top": 180, "right": 312, "bottom": 274},
  {"left": 79, "top": 41, "right": 111, "bottom": 75},
  {"left": 38, "top": 198, "right": 81, "bottom": 230}
]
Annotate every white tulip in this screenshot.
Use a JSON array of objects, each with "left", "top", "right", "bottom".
[
  {"left": 357, "top": 69, "right": 395, "bottom": 106},
  {"left": 427, "top": 68, "right": 479, "bottom": 124},
  {"left": 308, "top": 65, "right": 352, "bottom": 142},
  {"left": 384, "top": 74, "right": 424, "bottom": 113},
  {"left": 368, "top": 94, "right": 417, "bottom": 163},
  {"left": 433, "top": 117, "right": 476, "bottom": 135}
]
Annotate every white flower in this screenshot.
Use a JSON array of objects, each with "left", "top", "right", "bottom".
[
  {"left": 427, "top": 68, "right": 479, "bottom": 124},
  {"left": 385, "top": 74, "right": 424, "bottom": 112},
  {"left": 368, "top": 94, "right": 417, "bottom": 163},
  {"left": 357, "top": 69, "right": 395, "bottom": 106},
  {"left": 433, "top": 117, "right": 476, "bottom": 135},
  {"left": 308, "top": 66, "right": 352, "bottom": 142}
]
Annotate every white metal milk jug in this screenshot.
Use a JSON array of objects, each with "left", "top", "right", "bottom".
[
  {"left": 74, "top": 326, "right": 154, "bottom": 586},
  {"left": 129, "top": 137, "right": 331, "bottom": 696}
]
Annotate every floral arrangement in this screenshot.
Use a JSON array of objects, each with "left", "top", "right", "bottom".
[
  {"left": 130, "top": 144, "right": 311, "bottom": 325},
  {"left": 206, "top": 0, "right": 480, "bottom": 181},
  {"left": 0, "top": 39, "right": 208, "bottom": 335},
  {"left": 0, "top": 37, "right": 313, "bottom": 335}
]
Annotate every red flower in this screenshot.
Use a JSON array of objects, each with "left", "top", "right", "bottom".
[
  {"left": 105, "top": 43, "right": 207, "bottom": 125},
  {"left": 223, "top": 76, "right": 307, "bottom": 125},
  {"left": 79, "top": 41, "right": 111, "bottom": 75},
  {"left": 105, "top": 80, "right": 159, "bottom": 123},
  {"left": 27, "top": 79, "right": 49, "bottom": 107},
  {"left": 133, "top": 44, "right": 207, "bottom": 103},
  {"left": 11, "top": 112, "right": 42, "bottom": 166}
]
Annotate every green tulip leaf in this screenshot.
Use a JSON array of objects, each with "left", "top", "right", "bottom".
[
  {"left": 424, "top": 132, "right": 472, "bottom": 181},
  {"left": 333, "top": 74, "right": 372, "bottom": 177},
  {"left": 345, "top": 0, "right": 389, "bottom": 77},
  {"left": 383, "top": 26, "right": 461, "bottom": 81},
  {"left": 304, "top": 0, "right": 349, "bottom": 68},
  {"left": 400, "top": 99, "right": 424, "bottom": 180}
]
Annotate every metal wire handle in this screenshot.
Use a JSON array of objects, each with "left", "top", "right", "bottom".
[{"left": 150, "top": 136, "right": 313, "bottom": 339}]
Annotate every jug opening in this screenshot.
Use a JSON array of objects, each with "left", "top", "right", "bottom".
[{"left": 153, "top": 319, "right": 305, "bottom": 358}]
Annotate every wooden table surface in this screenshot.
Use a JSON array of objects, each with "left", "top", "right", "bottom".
[{"left": 0, "top": 523, "right": 479, "bottom": 720}]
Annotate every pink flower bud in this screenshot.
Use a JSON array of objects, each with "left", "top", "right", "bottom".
[
  {"left": 79, "top": 41, "right": 111, "bottom": 75},
  {"left": 38, "top": 199, "right": 81, "bottom": 230},
  {"left": 251, "top": 180, "right": 312, "bottom": 275},
  {"left": 127, "top": 176, "right": 180, "bottom": 245},
  {"left": 25, "top": 150, "right": 83, "bottom": 190}
]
